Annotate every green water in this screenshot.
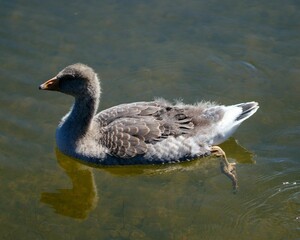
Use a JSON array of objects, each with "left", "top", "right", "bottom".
[{"left": 1, "top": 0, "right": 299, "bottom": 239}]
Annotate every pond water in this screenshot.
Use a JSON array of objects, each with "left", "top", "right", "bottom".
[{"left": 0, "top": 0, "right": 299, "bottom": 239}]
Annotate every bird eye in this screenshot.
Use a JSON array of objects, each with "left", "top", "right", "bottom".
[{"left": 59, "top": 74, "right": 74, "bottom": 81}]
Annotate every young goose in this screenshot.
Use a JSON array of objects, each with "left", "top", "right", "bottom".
[{"left": 39, "top": 63, "right": 259, "bottom": 189}]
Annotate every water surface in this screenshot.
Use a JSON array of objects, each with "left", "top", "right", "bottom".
[{"left": 0, "top": 0, "right": 299, "bottom": 239}]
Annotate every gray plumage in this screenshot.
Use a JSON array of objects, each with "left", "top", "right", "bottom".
[{"left": 39, "top": 63, "right": 259, "bottom": 165}]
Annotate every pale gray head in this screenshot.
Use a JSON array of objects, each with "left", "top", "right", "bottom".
[{"left": 39, "top": 63, "right": 100, "bottom": 98}]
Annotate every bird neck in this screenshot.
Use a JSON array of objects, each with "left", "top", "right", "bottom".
[{"left": 63, "top": 94, "right": 99, "bottom": 137}]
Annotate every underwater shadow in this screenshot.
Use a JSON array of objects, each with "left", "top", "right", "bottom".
[
  {"left": 40, "top": 149, "right": 98, "bottom": 220},
  {"left": 40, "top": 137, "right": 255, "bottom": 219}
]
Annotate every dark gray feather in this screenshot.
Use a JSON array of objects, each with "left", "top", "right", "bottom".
[{"left": 98, "top": 102, "right": 196, "bottom": 158}]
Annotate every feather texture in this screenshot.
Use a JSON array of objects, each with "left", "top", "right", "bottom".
[{"left": 39, "top": 63, "right": 259, "bottom": 165}]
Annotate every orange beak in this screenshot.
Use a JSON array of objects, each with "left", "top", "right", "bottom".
[{"left": 39, "top": 77, "right": 60, "bottom": 91}]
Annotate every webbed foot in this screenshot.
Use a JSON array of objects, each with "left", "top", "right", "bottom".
[{"left": 211, "top": 146, "right": 238, "bottom": 191}]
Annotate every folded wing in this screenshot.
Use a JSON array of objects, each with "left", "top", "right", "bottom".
[{"left": 99, "top": 102, "right": 195, "bottom": 158}]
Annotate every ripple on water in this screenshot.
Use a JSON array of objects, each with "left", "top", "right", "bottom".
[{"left": 235, "top": 177, "right": 300, "bottom": 238}]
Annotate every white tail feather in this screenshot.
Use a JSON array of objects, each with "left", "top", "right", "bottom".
[{"left": 211, "top": 101, "right": 259, "bottom": 145}]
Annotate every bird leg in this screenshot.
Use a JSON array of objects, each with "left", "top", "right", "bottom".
[{"left": 211, "top": 146, "right": 238, "bottom": 191}]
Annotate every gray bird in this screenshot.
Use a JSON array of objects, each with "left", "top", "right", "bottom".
[{"left": 39, "top": 63, "right": 259, "bottom": 189}]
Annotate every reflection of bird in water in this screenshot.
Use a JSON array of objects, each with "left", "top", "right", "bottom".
[
  {"left": 40, "top": 138, "right": 254, "bottom": 219},
  {"left": 40, "top": 149, "right": 98, "bottom": 220},
  {"left": 39, "top": 63, "right": 259, "bottom": 189}
]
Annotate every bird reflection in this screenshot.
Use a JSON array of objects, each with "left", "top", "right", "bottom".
[
  {"left": 219, "top": 137, "right": 255, "bottom": 164},
  {"left": 40, "top": 137, "right": 254, "bottom": 219},
  {"left": 40, "top": 148, "right": 98, "bottom": 220}
]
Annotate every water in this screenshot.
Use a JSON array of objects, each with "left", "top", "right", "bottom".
[{"left": 1, "top": 0, "right": 299, "bottom": 239}]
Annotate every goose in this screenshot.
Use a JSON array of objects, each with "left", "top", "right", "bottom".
[{"left": 39, "top": 63, "right": 259, "bottom": 189}]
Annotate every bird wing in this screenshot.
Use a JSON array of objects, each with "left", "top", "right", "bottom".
[
  {"left": 95, "top": 101, "right": 164, "bottom": 127},
  {"left": 98, "top": 102, "right": 195, "bottom": 158}
]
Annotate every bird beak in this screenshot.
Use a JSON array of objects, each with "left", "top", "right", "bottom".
[{"left": 39, "top": 77, "right": 60, "bottom": 91}]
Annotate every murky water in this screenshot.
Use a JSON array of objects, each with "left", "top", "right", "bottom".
[{"left": 1, "top": 0, "right": 299, "bottom": 239}]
